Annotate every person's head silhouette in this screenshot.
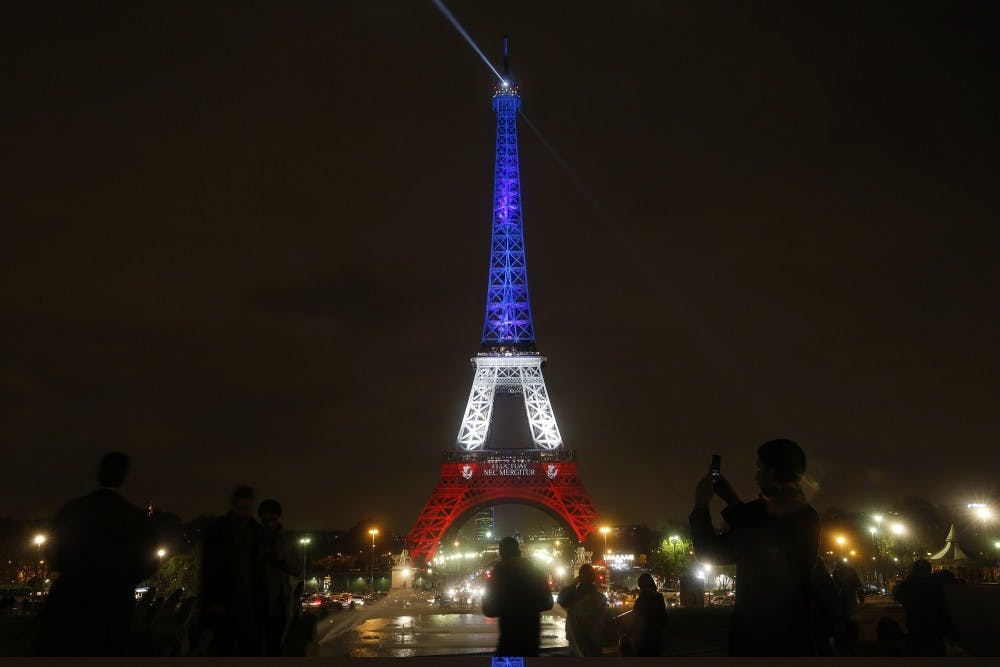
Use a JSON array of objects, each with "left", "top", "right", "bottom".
[
  {"left": 755, "top": 439, "right": 807, "bottom": 496},
  {"left": 231, "top": 485, "right": 255, "bottom": 519},
  {"left": 258, "top": 498, "right": 282, "bottom": 528},
  {"left": 577, "top": 563, "right": 596, "bottom": 587},
  {"left": 97, "top": 452, "right": 131, "bottom": 488},
  {"left": 498, "top": 536, "right": 520, "bottom": 559},
  {"left": 911, "top": 559, "right": 931, "bottom": 577}
]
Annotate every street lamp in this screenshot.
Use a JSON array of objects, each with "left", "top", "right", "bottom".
[
  {"left": 369, "top": 528, "right": 379, "bottom": 594},
  {"left": 299, "top": 536, "right": 312, "bottom": 593},
  {"left": 868, "top": 526, "right": 882, "bottom": 590},
  {"left": 835, "top": 535, "right": 846, "bottom": 559},
  {"left": 968, "top": 504, "right": 993, "bottom": 555},
  {"left": 32, "top": 534, "right": 46, "bottom": 603},
  {"left": 600, "top": 527, "right": 611, "bottom": 557}
]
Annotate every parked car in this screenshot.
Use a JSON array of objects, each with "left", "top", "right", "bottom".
[
  {"left": 301, "top": 594, "right": 326, "bottom": 612},
  {"left": 657, "top": 588, "right": 681, "bottom": 607}
]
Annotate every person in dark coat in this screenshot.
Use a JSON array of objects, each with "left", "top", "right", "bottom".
[
  {"left": 831, "top": 559, "right": 862, "bottom": 653},
  {"left": 36, "top": 452, "right": 157, "bottom": 655},
  {"left": 627, "top": 572, "right": 668, "bottom": 656},
  {"left": 892, "top": 559, "right": 955, "bottom": 656},
  {"left": 257, "top": 498, "right": 299, "bottom": 656},
  {"left": 482, "top": 536, "right": 554, "bottom": 657},
  {"left": 199, "top": 485, "right": 263, "bottom": 656},
  {"left": 557, "top": 563, "right": 607, "bottom": 656},
  {"left": 689, "top": 439, "right": 821, "bottom": 656}
]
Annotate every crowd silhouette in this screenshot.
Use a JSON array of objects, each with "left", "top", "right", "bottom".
[
  {"left": 19, "top": 441, "right": 977, "bottom": 657},
  {"left": 32, "top": 454, "right": 306, "bottom": 656}
]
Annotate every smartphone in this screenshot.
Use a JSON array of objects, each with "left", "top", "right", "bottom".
[{"left": 710, "top": 454, "right": 722, "bottom": 481}]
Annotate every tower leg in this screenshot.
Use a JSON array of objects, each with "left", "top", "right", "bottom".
[
  {"left": 457, "top": 365, "right": 498, "bottom": 450},
  {"left": 521, "top": 365, "right": 563, "bottom": 449}
]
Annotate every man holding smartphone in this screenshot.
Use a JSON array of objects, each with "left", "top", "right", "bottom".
[{"left": 689, "top": 439, "right": 821, "bottom": 656}]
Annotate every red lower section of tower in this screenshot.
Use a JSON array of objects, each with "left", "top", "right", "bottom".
[{"left": 407, "top": 450, "right": 600, "bottom": 562}]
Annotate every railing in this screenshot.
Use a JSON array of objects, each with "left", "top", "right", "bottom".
[{"left": 440, "top": 448, "right": 576, "bottom": 463}]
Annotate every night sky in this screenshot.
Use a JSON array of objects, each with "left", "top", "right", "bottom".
[{"left": 3, "top": 2, "right": 997, "bottom": 535}]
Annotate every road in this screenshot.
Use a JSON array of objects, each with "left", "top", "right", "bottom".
[
  {"left": 313, "top": 593, "right": 906, "bottom": 658},
  {"left": 316, "top": 590, "right": 568, "bottom": 657}
]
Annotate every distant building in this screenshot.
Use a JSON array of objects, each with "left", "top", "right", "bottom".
[{"left": 473, "top": 507, "right": 495, "bottom": 542}]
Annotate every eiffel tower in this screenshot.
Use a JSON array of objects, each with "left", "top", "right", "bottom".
[{"left": 407, "top": 41, "right": 600, "bottom": 562}]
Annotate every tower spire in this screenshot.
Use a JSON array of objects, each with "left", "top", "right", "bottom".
[
  {"left": 503, "top": 34, "right": 509, "bottom": 79},
  {"left": 481, "top": 42, "right": 533, "bottom": 351}
]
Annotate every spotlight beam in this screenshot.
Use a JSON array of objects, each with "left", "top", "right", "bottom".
[{"left": 432, "top": 0, "right": 506, "bottom": 84}]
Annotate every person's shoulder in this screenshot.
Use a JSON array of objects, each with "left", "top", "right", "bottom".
[
  {"left": 778, "top": 501, "right": 819, "bottom": 523},
  {"left": 796, "top": 503, "right": 821, "bottom": 524}
]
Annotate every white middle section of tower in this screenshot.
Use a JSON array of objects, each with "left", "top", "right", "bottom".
[{"left": 456, "top": 354, "right": 563, "bottom": 451}]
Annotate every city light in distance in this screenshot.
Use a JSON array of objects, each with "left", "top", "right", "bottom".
[
  {"left": 33, "top": 534, "right": 46, "bottom": 546},
  {"left": 156, "top": 548, "right": 166, "bottom": 559},
  {"left": 890, "top": 523, "right": 906, "bottom": 536}
]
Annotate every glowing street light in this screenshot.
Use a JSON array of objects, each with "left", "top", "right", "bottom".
[
  {"left": 369, "top": 528, "right": 379, "bottom": 593},
  {"left": 299, "top": 536, "right": 312, "bottom": 592},
  {"left": 833, "top": 535, "right": 847, "bottom": 559},
  {"left": 969, "top": 504, "right": 994, "bottom": 557},
  {"left": 156, "top": 548, "right": 167, "bottom": 560},
  {"left": 32, "top": 534, "right": 47, "bottom": 600},
  {"left": 600, "top": 526, "right": 611, "bottom": 557},
  {"left": 890, "top": 522, "right": 906, "bottom": 536}
]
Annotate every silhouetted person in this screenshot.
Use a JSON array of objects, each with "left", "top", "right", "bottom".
[
  {"left": 257, "top": 498, "right": 299, "bottom": 656},
  {"left": 831, "top": 559, "right": 862, "bottom": 653},
  {"left": 626, "top": 572, "right": 667, "bottom": 656},
  {"left": 689, "top": 439, "right": 821, "bottom": 656},
  {"left": 810, "top": 557, "right": 838, "bottom": 656},
  {"left": 482, "top": 536, "right": 554, "bottom": 657},
  {"left": 892, "top": 559, "right": 953, "bottom": 656},
  {"left": 200, "top": 485, "right": 263, "bottom": 656},
  {"left": 557, "top": 563, "right": 607, "bottom": 656},
  {"left": 37, "top": 452, "right": 157, "bottom": 655}
]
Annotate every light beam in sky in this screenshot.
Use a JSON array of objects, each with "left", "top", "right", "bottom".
[{"left": 432, "top": 0, "right": 506, "bottom": 84}]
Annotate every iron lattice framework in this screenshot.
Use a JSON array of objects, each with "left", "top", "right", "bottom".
[
  {"left": 456, "top": 354, "right": 562, "bottom": 450},
  {"left": 482, "top": 83, "right": 534, "bottom": 349},
  {"left": 407, "top": 61, "right": 599, "bottom": 563}
]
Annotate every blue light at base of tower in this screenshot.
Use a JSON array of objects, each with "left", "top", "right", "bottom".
[{"left": 481, "top": 82, "right": 536, "bottom": 352}]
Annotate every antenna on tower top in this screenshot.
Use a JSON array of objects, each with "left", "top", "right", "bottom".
[{"left": 503, "top": 35, "right": 509, "bottom": 78}]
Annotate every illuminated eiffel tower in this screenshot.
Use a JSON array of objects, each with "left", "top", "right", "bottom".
[{"left": 407, "top": 41, "right": 599, "bottom": 562}]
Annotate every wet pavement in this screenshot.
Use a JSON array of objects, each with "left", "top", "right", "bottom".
[{"left": 317, "top": 591, "right": 567, "bottom": 657}]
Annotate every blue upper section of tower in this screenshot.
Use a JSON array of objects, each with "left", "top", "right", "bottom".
[{"left": 481, "top": 80, "right": 536, "bottom": 352}]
